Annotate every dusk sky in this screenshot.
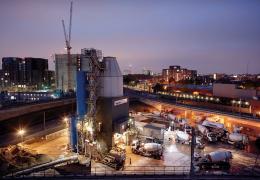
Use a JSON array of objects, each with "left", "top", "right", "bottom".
[{"left": 0, "top": 0, "right": 260, "bottom": 74}]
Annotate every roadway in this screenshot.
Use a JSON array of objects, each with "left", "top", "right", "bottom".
[
  {"left": 0, "top": 117, "right": 66, "bottom": 147},
  {"left": 0, "top": 98, "right": 75, "bottom": 122}
]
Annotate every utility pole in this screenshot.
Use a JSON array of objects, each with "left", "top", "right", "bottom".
[{"left": 239, "top": 99, "right": 242, "bottom": 116}]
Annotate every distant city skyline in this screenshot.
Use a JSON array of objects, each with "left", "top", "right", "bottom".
[{"left": 0, "top": 0, "right": 260, "bottom": 74}]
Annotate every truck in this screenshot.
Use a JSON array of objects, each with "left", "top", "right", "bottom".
[
  {"left": 131, "top": 140, "right": 163, "bottom": 159},
  {"left": 175, "top": 130, "right": 205, "bottom": 149},
  {"left": 101, "top": 149, "right": 126, "bottom": 170},
  {"left": 197, "top": 120, "right": 227, "bottom": 142},
  {"left": 227, "top": 133, "right": 248, "bottom": 149},
  {"left": 197, "top": 124, "right": 217, "bottom": 142},
  {"left": 195, "top": 151, "right": 232, "bottom": 170}
]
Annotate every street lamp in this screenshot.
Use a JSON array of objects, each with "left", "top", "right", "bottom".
[
  {"left": 17, "top": 129, "right": 25, "bottom": 143},
  {"left": 63, "top": 117, "right": 68, "bottom": 123}
]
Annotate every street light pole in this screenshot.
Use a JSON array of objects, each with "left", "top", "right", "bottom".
[
  {"left": 43, "top": 111, "right": 46, "bottom": 130},
  {"left": 190, "top": 127, "right": 195, "bottom": 177}
]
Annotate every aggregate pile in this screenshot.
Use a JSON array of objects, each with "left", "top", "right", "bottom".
[{"left": 0, "top": 145, "right": 51, "bottom": 176}]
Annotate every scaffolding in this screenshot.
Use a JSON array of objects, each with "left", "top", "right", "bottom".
[{"left": 77, "top": 49, "right": 104, "bottom": 155}]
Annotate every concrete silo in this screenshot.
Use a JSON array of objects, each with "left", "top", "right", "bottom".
[{"left": 96, "top": 57, "right": 129, "bottom": 153}]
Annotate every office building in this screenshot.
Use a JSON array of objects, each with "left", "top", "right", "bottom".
[
  {"left": 1, "top": 57, "right": 25, "bottom": 87},
  {"left": 24, "top": 57, "right": 48, "bottom": 89},
  {"left": 45, "top": 70, "right": 55, "bottom": 89},
  {"left": 1, "top": 57, "right": 52, "bottom": 90}
]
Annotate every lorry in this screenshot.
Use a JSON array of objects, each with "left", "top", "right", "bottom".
[
  {"left": 131, "top": 140, "right": 163, "bottom": 159},
  {"left": 227, "top": 133, "right": 248, "bottom": 149},
  {"left": 197, "top": 124, "right": 217, "bottom": 142},
  {"left": 197, "top": 120, "right": 227, "bottom": 142},
  {"left": 175, "top": 130, "right": 205, "bottom": 149},
  {"left": 195, "top": 151, "right": 232, "bottom": 170},
  {"left": 101, "top": 149, "right": 126, "bottom": 170}
]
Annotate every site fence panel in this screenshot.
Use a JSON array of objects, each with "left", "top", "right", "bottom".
[
  {"left": 7, "top": 165, "right": 260, "bottom": 178},
  {"left": 7, "top": 165, "right": 191, "bottom": 178}
]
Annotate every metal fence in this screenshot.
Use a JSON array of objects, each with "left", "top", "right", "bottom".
[
  {"left": 6, "top": 166, "right": 190, "bottom": 178},
  {"left": 92, "top": 166, "right": 190, "bottom": 176},
  {"left": 5, "top": 165, "right": 260, "bottom": 178}
]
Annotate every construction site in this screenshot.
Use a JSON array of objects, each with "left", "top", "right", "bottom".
[{"left": 0, "top": 2, "right": 260, "bottom": 179}]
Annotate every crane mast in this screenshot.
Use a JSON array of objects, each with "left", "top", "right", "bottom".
[{"left": 62, "top": 1, "right": 73, "bottom": 91}]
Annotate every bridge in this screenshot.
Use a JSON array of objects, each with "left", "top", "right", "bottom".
[
  {"left": 125, "top": 88, "right": 260, "bottom": 138},
  {"left": 0, "top": 98, "right": 76, "bottom": 147},
  {"left": 0, "top": 98, "right": 76, "bottom": 122}
]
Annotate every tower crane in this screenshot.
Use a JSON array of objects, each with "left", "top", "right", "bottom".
[{"left": 62, "top": 1, "right": 73, "bottom": 91}]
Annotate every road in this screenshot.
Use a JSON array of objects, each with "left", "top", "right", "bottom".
[{"left": 0, "top": 117, "right": 66, "bottom": 147}]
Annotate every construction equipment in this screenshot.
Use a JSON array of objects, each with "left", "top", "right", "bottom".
[
  {"left": 197, "top": 120, "right": 227, "bottom": 142},
  {"left": 83, "top": 49, "right": 104, "bottom": 142},
  {"left": 76, "top": 49, "right": 103, "bottom": 154},
  {"left": 227, "top": 133, "right": 248, "bottom": 149},
  {"left": 62, "top": 1, "right": 73, "bottom": 91},
  {"left": 101, "top": 149, "right": 126, "bottom": 170},
  {"left": 131, "top": 140, "right": 162, "bottom": 159},
  {"left": 175, "top": 130, "right": 205, "bottom": 149},
  {"left": 195, "top": 151, "right": 232, "bottom": 170},
  {"left": 197, "top": 124, "right": 217, "bottom": 142}
]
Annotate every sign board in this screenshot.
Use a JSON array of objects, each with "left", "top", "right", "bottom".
[{"left": 114, "top": 98, "right": 128, "bottom": 106}]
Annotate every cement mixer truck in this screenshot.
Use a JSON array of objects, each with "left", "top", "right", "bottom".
[
  {"left": 101, "top": 149, "right": 126, "bottom": 170},
  {"left": 131, "top": 140, "right": 163, "bottom": 159},
  {"left": 175, "top": 130, "right": 205, "bottom": 149},
  {"left": 197, "top": 120, "right": 227, "bottom": 142},
  {"left": 227, "top": 133, "right": 248, "bottom": 149},
  {"left": 196, "top": 151, "right": 232, "bottom": 170}
]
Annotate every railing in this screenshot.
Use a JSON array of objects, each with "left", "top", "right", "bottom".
[
  {"left": 5, "top": 165, "right": 260, "bottom": 178},
  {"left": 92, "top": 166, "right": 190, "bottom": 176},
  {"left": 6, "top": 166, "right": 190, "bottom": 178}
]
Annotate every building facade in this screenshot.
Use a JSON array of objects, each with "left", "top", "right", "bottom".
[
  {"left": 162, "top": 65, "right": 197, "bottom": 83},
  {"left": 24, "top": 57, "right": 48, "bottom": 89},
  {"left": 1, "top": 57, "right": 53, "bottom": 90},
  {"left": 1, "top": 57, "right": 25, "bottom": 87},
  {"left": 55, "top": 48, "right": 102, "bottom": 92},
  {"left": 55, "top": 54, "right": 79, "bottom": 92}
]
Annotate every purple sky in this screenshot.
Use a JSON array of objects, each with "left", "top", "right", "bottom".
[{"left": 0, "top": 0, "right": 260, "bottom": 74}]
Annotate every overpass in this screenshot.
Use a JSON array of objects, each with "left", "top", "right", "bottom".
[
  {"left": 0, "top": 98, "right": 76, "bottom": 122},
  {"left": 0, "top": 98, "right": 76, "bottom": 147},
  {"left": 125, "top": 89, "right": 260, "bottom": 138}
]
